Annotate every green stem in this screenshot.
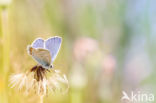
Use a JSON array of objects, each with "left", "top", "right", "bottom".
[{"left": 1, "top": 7, "right": 10, "bottom": 76}]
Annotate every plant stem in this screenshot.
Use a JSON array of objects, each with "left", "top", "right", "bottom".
[
  {"left": 39, "top": 95, "right": 44, "bottom": 103},
  {"left": 0, "top": 6, "right": 10, "bottom": 103},
  {"left": 1, "top": 6, "right": 10, "bottom": 76}
]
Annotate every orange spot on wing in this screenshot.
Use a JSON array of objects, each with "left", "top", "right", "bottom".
[{"left": 29, "top": 47, "right": 33, "bottom": 55}]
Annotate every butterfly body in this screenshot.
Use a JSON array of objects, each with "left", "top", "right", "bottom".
[{"left": 27, "top": 36, "right": 62, "bottom": 69}]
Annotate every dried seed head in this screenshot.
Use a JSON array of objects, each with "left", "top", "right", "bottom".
[{"left": 9, "top": 65, "right": 69, "bottom": 96}]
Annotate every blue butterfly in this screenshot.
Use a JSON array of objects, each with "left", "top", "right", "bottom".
[{"left": 27, "top": 36, "right": 62, "bottom": 69}]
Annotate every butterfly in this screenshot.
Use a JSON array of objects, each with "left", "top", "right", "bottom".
[{"left": 27, "top": 36, "right": 62, "bottom": 69}]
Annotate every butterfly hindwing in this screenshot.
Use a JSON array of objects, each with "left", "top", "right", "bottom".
[
  {"left": 45, "top": 37, "right": 62, "bottom": 62},
  {"left": 28, "top": 46, "right": 51, "bottom": 68}
]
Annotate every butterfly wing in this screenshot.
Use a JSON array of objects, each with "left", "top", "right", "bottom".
[
  {"left": 32, "top": 38, "right": 44, "bottom": 48},
  {"left": 28, "top": 46, "right": 51, "bottom": 68},
  {"left": 45, "top": 36, "right": 62, "bottom": 62}
]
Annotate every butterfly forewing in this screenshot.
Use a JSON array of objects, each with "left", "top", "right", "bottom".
[
  {"left": 32, "top": 38, "right": 44, "bottom": 49},
  {"left": 45, "top": 37, "right": 62, "bottom": 62}
]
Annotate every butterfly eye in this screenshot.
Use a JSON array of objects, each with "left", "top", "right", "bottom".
[{"left": 50, "top": 65, "right": 53, "bottom": 68}]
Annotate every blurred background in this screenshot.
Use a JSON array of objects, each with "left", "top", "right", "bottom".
[{"left": 0, "top": 0, "right": 156, "bottom": 103}]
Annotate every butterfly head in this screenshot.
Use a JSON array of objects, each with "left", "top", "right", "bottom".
[
  {"left": 42, "top": 64, "right": 53, "bottom": 69},
  {"left": 50, "top": 64, "right": 53, "bottom": 69}
]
